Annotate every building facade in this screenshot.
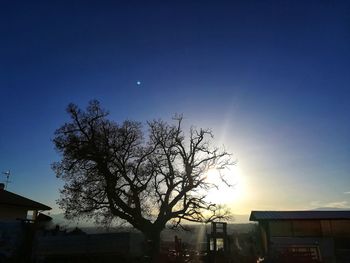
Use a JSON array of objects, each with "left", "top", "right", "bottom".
[
  {"left": 0, "top": 183, "right": 51, "bottom": 221},
  {"left": 250, "top": 210, "right": 350, "bottom": 263}
]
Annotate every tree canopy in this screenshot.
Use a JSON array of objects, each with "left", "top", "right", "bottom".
[{"left": 53, "top": 100, "right": 234, "bottom": 258}]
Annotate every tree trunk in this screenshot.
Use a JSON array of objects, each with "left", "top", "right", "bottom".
[{"left": 144, "top": 229, "right": 162, "bottom": 263}]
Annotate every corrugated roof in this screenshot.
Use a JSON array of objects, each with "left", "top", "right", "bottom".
[
  {"left": 0, "top": 189, "right": 51, "bottom": 211},
  {"left": 250, "top": 210, "right": 350, "bottom": 221}
]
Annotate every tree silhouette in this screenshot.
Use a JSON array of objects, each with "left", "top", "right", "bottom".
[{"left": 53, "top": 100, "right": 233, "bottom": 261}]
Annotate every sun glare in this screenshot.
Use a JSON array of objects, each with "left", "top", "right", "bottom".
[{"left": 204, "top": 165, "right": 246, "bottom": 205}]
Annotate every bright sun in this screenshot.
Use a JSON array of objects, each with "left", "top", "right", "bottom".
[{"left": 204, "top": 165, "right": 246, "bottom": 204}]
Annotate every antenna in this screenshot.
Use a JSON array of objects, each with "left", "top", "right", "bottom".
[{"left": 2, "top": 170, "right": 11, "bottom": 189}]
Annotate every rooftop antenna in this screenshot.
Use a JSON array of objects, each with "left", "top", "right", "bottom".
[{"left": 2, "top": 170, "right": 11, "bottom": 189}]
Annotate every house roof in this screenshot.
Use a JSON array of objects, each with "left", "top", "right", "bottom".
[
  {"left": 0, "top": 188, "right": 51, "bottom": 211},
  {"left": 250, "top": 210, "right": 350, "bottom": 221},
  {"left": 37, "top": 212, "right": 53, "bottom": 222}
]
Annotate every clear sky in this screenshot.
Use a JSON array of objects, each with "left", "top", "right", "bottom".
[{"left": 1, "top": 0, "right": 350, "bottom": 215}]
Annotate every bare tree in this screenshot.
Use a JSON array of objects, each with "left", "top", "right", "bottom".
[{"left": 53, "top": 100, "right": 234, "bottom": 261}]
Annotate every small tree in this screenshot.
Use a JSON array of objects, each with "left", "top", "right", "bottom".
[{"left": 53, "top": 100, "right": 233, "bottom": 261}]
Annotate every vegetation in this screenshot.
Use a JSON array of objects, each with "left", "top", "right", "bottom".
[{"left": 53, "top": 100, "right": 233, "bottom": 261}]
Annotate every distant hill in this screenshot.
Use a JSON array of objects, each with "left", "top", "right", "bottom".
[
  {"left": 49, "top": 212, "right": 253, "bottom": 236},
  {"left": 50, "top": 213, "right": 96, "bottom": 228},
  {"left": 313, "top": 207, "right": 350, "bottom": 211},
  {"left": 50, "top": 213, "right": 251, "bottom": 227},
  {"left": 232, "top": 214, "right": 250, "bottom": 223}
]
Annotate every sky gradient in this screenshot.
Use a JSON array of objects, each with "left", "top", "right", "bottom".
[{"left": 1, "top": 0, "right": 350, "bottom": 215}]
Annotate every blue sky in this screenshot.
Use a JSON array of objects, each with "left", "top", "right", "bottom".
[{"left": 1, "top": 0, "right": 350, "bottom": 214}]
